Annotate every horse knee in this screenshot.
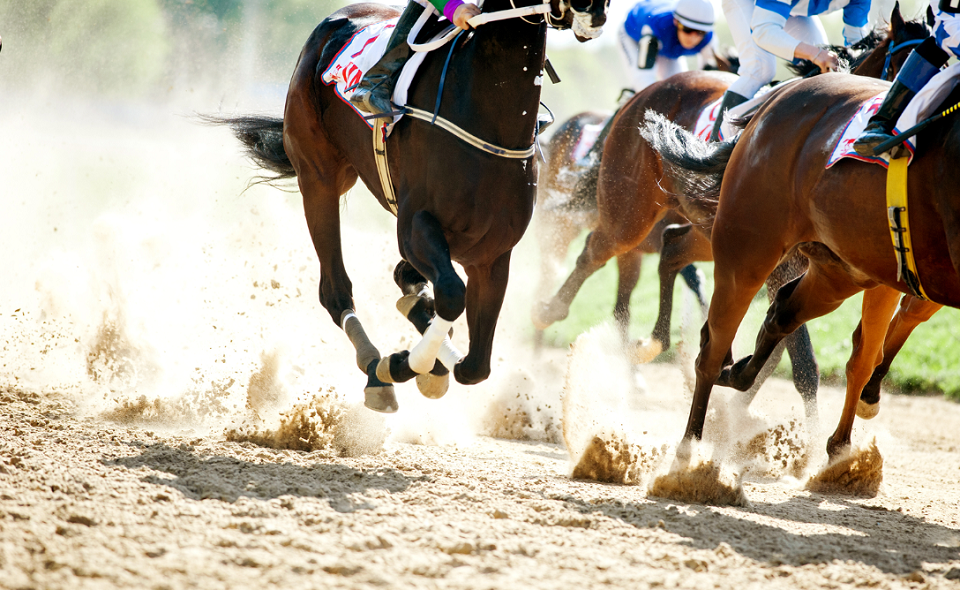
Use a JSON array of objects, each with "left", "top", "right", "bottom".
[
  {"left": 433, "top": 273, "right": 466, "bottom": 321},
  {"left": 319, "top": 279, "right": 353, "bottom": 326}
]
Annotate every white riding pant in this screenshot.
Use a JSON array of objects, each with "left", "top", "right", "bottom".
[
  {"left": 723, "top": 0, "right": 827, "bottom": 98},
  {"left": 617, "top": 23, "right": 688, "bottom": 92}
]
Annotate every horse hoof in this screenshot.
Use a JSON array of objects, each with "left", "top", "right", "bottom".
[
  {"left": 416, "top": 371, "right": 449, "bottom": 399},
  {"left": 531, "top": 301, "right": 566, "bottom": 331},
  {"left": 856, "top": 399, "right": 880, "bottom": 420},
  {"left": 632, "top": 338, "right": 663, "bottom": 364},
  {"left": 364, "top": 385, "right": 399, "bottom": 413}
]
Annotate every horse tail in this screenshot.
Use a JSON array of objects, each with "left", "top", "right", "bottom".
[
  {"left": 640, "top": 110, "right": 739, "bottom": 224},
  {"left": 200, "top": 114, "right": 296, "bottom": 184}
]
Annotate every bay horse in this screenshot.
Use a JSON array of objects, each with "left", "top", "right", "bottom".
[
  {"left": 208, "top": 0, "right": 609, "bottom": 413},
  {"left": 532, "top": 49, "right": 742, "bottom": 349},
  {"left": 532, "top": 109, "right": 706, "bottom": 348},
  {"left": 532, "top": 6, "right": 929, "bottom": 424},
  {"left": 644, "top": 17, "right": 949, "bottom": 459}
]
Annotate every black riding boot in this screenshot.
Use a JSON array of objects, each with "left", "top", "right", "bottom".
[
  {"left": 349, "top": 2, "right": 425, "bottom": 116},
  {"left": 708, "top": 90, "right": 749, "bottom": 142},
  {"left": 853, "top": 38, "right": 949, "bottom": 156}
]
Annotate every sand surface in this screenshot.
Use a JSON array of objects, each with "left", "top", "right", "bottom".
[{"left": 2, "top": 99, "right": 960, "bottom": 590}]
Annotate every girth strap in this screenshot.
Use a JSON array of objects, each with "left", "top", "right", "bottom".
[
  {"left": 405, "top": 106, "right": 536, "bottom": 158},
  {"left": 885, "top": 156, "right": 929, "bottom": 300}
]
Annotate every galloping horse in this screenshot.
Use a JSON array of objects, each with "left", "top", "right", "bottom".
[
  {"left": 532, "top": 50, "right": 742, "bottom": 348},
  {"left": 532, "top": 109, "right": 705, "bottom": 347},
  {"left": 644, "top": 14, "right": 949, "bottom": 458},
  {"left": 209, "top": 0, "right": 609, "bottom": 412},
  {"left": 532, "top": 6, "right": 930, "bottom": 423}
]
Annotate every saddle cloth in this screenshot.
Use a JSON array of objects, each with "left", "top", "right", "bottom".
[
  {"left": 571, "top": 122, "right": 606, "bottom": 164},
  {"left": 828, "top": 64, "right": 960, "bottom": 169},
  {"left": 320, "top": 17, "right": 430, "bottom": 130},
  {"left": 693, "top": 79, "right": 801, "bottom": 142}
]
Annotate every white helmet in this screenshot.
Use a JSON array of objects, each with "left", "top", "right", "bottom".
[{"left": 674, "top": 0, "right": 715, "bottom": 32}]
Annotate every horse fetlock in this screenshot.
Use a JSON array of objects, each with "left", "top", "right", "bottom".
[
  {"left": 376, "top": 351, "right": 417, "bottom": 384},
  {"left": 716, "top": 355, "right": 756, "bottom": 391},
  {"left": 826, "top": 432, "right": 851, "bottom": 459},
  {"left": 531, "top": 299, "right": 568, "bottom": 330}
]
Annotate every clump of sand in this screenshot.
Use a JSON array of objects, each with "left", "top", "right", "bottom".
[
  {"left": 100, "top": 378, "right": 235, "bottom": 426},
  {"left": 561, "top": 324, "right": 667, "bottom": 485},
  {"left": 570, "top": 430, "right": 666, "bottom": 484},
  {"left": 648, "top": 456, "right": 749, "bottom": 507},
  {"left": 805, "top": 439, "right": 883, "bottom": 497},
  {"left": 734, "top": 420, "right": 810, "bottom": 480},
  {"left": 226, "top": 391, "right": 350, "bottom": 452}
]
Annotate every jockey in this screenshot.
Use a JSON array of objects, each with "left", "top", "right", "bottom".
[
  {"left": 854, "top": 1, "right": 954, "bottom": 155},
  {"left": 710, "top": 0, "right": 871, "bottom": 140},
  {"left": 350, "top": 0, "right": 481, "bottom": 116},
  {"left": 618, "top": 0, "right": 718, "bottom": 92}
]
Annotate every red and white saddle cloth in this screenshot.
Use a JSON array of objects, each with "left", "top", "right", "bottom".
[
  {"left": 320, "top": 17, "right": 430, "bottom": 129},
  {"left": 828, "top": 65, "right": 960, "bottom": 169},
  {"left": 571, "top": 122, "right": 606, "bottom": 163},
  {"left": 693, "top": 79, "right": 801, "bottom": 142}
]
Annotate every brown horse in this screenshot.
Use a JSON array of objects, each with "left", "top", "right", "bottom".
[
  {"left": 532, "top": 6, "right": 929, "bottom": 423},
  {"left": 207, "top": 0, "right": 609, "bottom": 413},
  {"left": 532, "top": 110, "right": 706, "bottom": 347},
  {"left": 532, "top": 50, "right": 743, "bottom": 348},
  {"left": 644, "top": 18, "right": 948, "bottom": 459}
]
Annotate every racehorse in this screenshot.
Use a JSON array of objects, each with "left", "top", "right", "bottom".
[
  {"left": 532, "top": 49, "right": 742, "bottom": 349},
  {"left": 532, "top": 109, "right": 706, "bottom": 348},
  {"left": 644, "top": 11, "right": 946, "bottom": 459},
  {"left": 207, "top": 0, "right": 609, "bottom": 413},
  {"left": 532, "top": 5, "right": 930, "bottom": 424}
]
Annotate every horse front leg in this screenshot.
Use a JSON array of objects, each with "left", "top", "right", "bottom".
[
  {"left": 455, "top": 250, "right": 512, "bottom": 385},
  {"left": 827, "top": 287, "right": 901, "bottom": 457},
  {"left": 376, "top": 211, "right": 466, "bottom": 388},
  {"left": 857, "top": 294, "right": 941, "bottom": 419}
]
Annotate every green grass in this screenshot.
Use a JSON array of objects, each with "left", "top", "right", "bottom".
[{"left": 534, "top": 233, "right": 960, "bottom": 401}]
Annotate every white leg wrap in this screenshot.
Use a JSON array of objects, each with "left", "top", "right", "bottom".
[
  {"left": 437, "top": 337, "right": 465, "bottom": 371},
  {"left": 407, "top": 317, "right": 454, "bottom": 374}
]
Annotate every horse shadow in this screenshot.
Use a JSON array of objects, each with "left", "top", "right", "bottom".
[
  {"left": 542, "top": 481, "right": 960, "bottom": 575},
  {"left": 104, "top": 442, "right": 425, "bottom": 512}
]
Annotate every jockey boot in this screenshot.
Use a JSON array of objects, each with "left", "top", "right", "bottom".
[
  {"left": 853, "top": 38, "right": 949, "bottom": 156},
  {"left": 349, "top": 2, "right": 425, "bottom": 116},
  {"left": 708, "top": 90, "right": 748, "bottom": 142}
]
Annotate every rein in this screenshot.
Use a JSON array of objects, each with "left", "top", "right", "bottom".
[{"left": 881, "top": 38, "right": 924, "bottom": 80}]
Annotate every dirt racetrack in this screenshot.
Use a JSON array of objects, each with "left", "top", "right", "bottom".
[{"left": 2, "top": 99, "right": 960, "bottom": 590}]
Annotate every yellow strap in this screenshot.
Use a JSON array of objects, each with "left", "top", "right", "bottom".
[{"left": 885, "top": 156, "right": 929, "bottom": 299}]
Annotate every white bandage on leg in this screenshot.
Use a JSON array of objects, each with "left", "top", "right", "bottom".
[
  {"left": 407, "top": 316, "right": 455, "bottom": 374},
  {"left": 436, "top": 337, "right": 464, "bottom": 371}
]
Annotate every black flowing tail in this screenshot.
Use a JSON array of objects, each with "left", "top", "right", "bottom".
[
  {"left": 199, "top": 114, "right": 296, "bottom": 184},
  {"left": 640, "top": 110, "right": 739, "bottom": 228}
]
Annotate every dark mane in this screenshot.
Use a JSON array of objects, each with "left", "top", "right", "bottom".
[{"left": 785, "top": 29, "right": 886, "bottom": 78}]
